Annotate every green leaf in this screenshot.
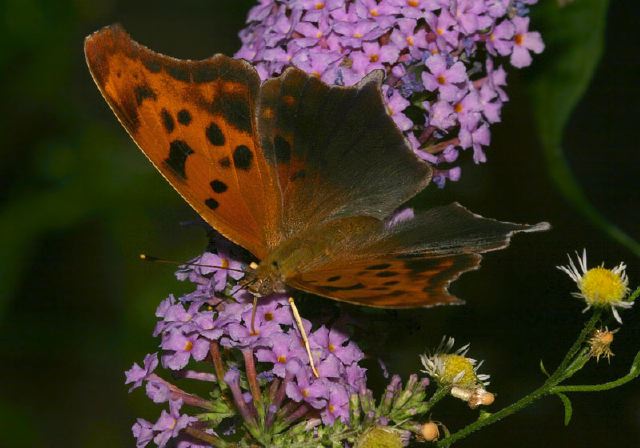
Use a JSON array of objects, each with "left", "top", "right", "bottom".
[
  {"left": 539, "top": 359, "right": 550, "bottom": 377},
  {"left": 556, "top": 393, "right": 573, "bottom": 426},
  {"left": 529, "top": 0, "right": 640, "bottom": 257}
]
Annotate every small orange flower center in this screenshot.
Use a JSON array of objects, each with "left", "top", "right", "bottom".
[
  {"left": 302, "top": 388, "right": 310, "bottom": 398},
  {"left": 489, "top": 33, "right": 496, "bottom": 42},
  {"left": 514, "top": 34, "right": 524, "bottom": 45},
  {"left": 316, "top": 31, "right": 323, "bottom": 39},
  {"left": 264, "top": 312, "right": 274, "bottom": 321},
  {"left": 328, "top": 404, "right": 336, "bottom": 413},
  {"left": 370, "top": 8, "right": 379, "bottom": 17},
  {"left": 221, "top": 258, "right": 229, "bottom": 269},
  {"left": 315, "top": 1, "right": 325, "bottom": 9},
  {"left": 277, "top": 355, "right": 287, "bottom": 363},
  {"left": 454, "top": 102, "right": 463, "bottom": 113},
  {"left": 369, "top": 54, "right": 380, "bottom": 63},
  {"left": 354, "top": 32, "right": 363, "bottom": 38},
  {"left": 408, "top": 0, "right": 419, "bottom": 7},
  {"left": 184, "top": 340, "right": 193, "bottom": 351},
  {"left": 436, "top": 28, "right": 445, "bottom": 36},
  {"left": 437, "top": 75, "right": 447, "bottom": 85},
  {"left": 328, "top": 343, "right": 336, "bottom": 353},
  {"left": 406, "top": 36, "right": 415, "bottom": 46},
  {"left": 169, "top": 418, "right": 177, "bottom": 430}
]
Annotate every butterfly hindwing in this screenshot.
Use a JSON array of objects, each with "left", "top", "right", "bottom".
[
  {"left": 285, "top": 203, "right": 549, "bottom": 308},
  {"left": 86, "top": 25, "right": 549, "bottom": 309},
  {"left": 288, "top": 254, "right": 480, "bottom": 308},
  {"left": 84, "top": 25, "right": 281, "bottom": 258}
]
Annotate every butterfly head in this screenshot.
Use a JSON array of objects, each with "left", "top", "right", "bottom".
[{"left": 245, "top": 261, "right": 287, "bottom": 297}]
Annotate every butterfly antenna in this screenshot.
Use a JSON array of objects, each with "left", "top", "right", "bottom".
[
  {"left": 139, "top": 253, "right": 247, "bottom": 273},
  {"left": 288, "top": 297, "right": 319, "bottom": 378}
]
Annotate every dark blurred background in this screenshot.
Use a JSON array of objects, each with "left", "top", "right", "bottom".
[{"left": 0, "top": 0, "right": 638, "bottom": 447}]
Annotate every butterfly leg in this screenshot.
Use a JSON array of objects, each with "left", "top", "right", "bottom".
[{"left": 288, "top": 297, "right": 319, "bottom": 378}]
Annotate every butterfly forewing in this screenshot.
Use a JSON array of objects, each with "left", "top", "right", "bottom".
[
  {"left": 86, "top": 25, "right": 549, "bottom": 309},
  {"left": 257, "top": 67, "right": 432, "bottom": 239},
  {"left": 84, "top": 25, "right": 280, "bottom": 258}
]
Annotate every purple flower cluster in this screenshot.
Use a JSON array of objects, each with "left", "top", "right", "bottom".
[
  {"left": 125, "top": 243, "right": 366, "bottom": 447},
  {"left": 236, "top": 0, "right": 544, "bottom": 186}
]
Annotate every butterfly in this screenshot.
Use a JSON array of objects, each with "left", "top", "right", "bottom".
[{"left": 85, "top": 24, "right": 549, "bottom": 309}]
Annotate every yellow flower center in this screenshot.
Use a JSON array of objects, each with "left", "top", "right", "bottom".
[
  {"left": 315, "top": 2, "right": 325, "bottom": 9},
  {"left": 406, "top": 35, "right": 415, "bottom": 46},
  {"left": 370, "top": 8, "right": 379, "bottom": 17},
  {"left": 220, "top": 258, "right": 229, "bottom": 269},
  {"left": 579, "top": 267, "right": 627, "bottom": 305},
  {"left": 328, "top": 404, "right": 335, "bottom": 413},
  {"left": 408, "top": 0, "right": 419, "bottom": 6},
  {"left": 369, "top": 54, "right": 380, "bottom": 63},
  {"left": 354, "top": 32, "right": 363, "bottom": 38},
  {"left": 184, "top": 340, "right": 193, "bottom": 352},
  {"left": 316, "top": 31, "right": 323, "bottom": 39},
  {"left": 277, "top": 355, "right": 287, "bottom": 363},
  {"left": 302, "top": 388, "right": 310, "bottom": 398},
  {"left": 439, "top": 354, "right": 477, "bottom": 387},
  {"left": 514, "top": 34, "right": 524, "bottom": 46},
  {"left": 436, "top": 28, "right": 445, "bottom": 36}
]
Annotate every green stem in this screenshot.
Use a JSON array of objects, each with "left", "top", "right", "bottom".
[
  {"left": 184, "top": 426, "right": 229, "bottom": 448},
  {"left": 552, "top": 351, "right": 640, "bottom": 393},
  {"left": 435, "top": 310, "right": 606, "bottom": 447},
  {"left": 550, "top": 309, "right": 601, "bottom": 381},
  {"left": 436, "top": 383, "right": 550, "bottom": 447},
  {"left": 424, "top": 386, "right": 449, "bottom": 414}
]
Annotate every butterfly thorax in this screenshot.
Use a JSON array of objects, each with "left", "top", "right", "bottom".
[{"left": 245, "top": 261, "right": 287, "bottom": 297}]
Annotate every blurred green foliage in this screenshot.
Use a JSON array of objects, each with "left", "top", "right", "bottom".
[
  {"left": 0, "top": 1, "right": 638, "bottom": 447},
  {"left": 530, "top": 0, "right": 640, "bottom": 257}
]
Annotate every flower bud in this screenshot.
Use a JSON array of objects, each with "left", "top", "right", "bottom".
[{"left": 420, "top": 422, "right": 440, "bottom": 442}]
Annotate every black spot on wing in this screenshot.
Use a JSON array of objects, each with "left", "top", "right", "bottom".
[
  {"left": 326, "top": 275, "right": 341, "bottom": 282},
  {"left": 383, "top": 280, "right": 400, "bottom": 286},
  {"left": 134, "top": 84, "right": 157, "bottom": 105},
  {"left": 164, "top": 140, "right": 194, "bottom": 179},
  {"left": 274, "top": 135, "right": 291, "bottom": 163},
  {"left": 204, "top": 198, "right": 219, "bottom": 210},
  {"left": 233, "top": 145, "right": 253, "bottom": 170},
  {"left": 322, "top": 283, "right": 365, "bottom": 292},
  {"left": 206, "top": 123, "right": 225, "bottom": 146},
  {"left": 290, "top": 170, "right": 306, "bottom": 181},
  {"left": 219, "top": 157, "right": 231, "bottom": 168},
  {"left": 210, "top": 94, "right": 252, "bottom": 133},
  {"left": 142, "top": 58, "right": 162, "bottom": 73},
  {"left": 366, "top": 263, "right": 392, "bottom": 270},
  {"left": 210, "top": 180, "right": 228, "bottom": 193},
  {"left": 177, "top": 109, "right": 192, "bottom": 125},
  {"left": 167, "top": 64, "right": 191, "bottom": 82},
  {"left": 376, "top": 271, "right": 399, "bottom": 278},
  {"left": 161, "top": 109, "right": 175, "bottom": 133}
]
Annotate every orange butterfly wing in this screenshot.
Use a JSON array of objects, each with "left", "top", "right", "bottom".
[
  {"left": 84, "top": 25, "right": 280, "bottom": 258},
  {"left": 286, "top": 203, "right": 549, "bottom": 308}
]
